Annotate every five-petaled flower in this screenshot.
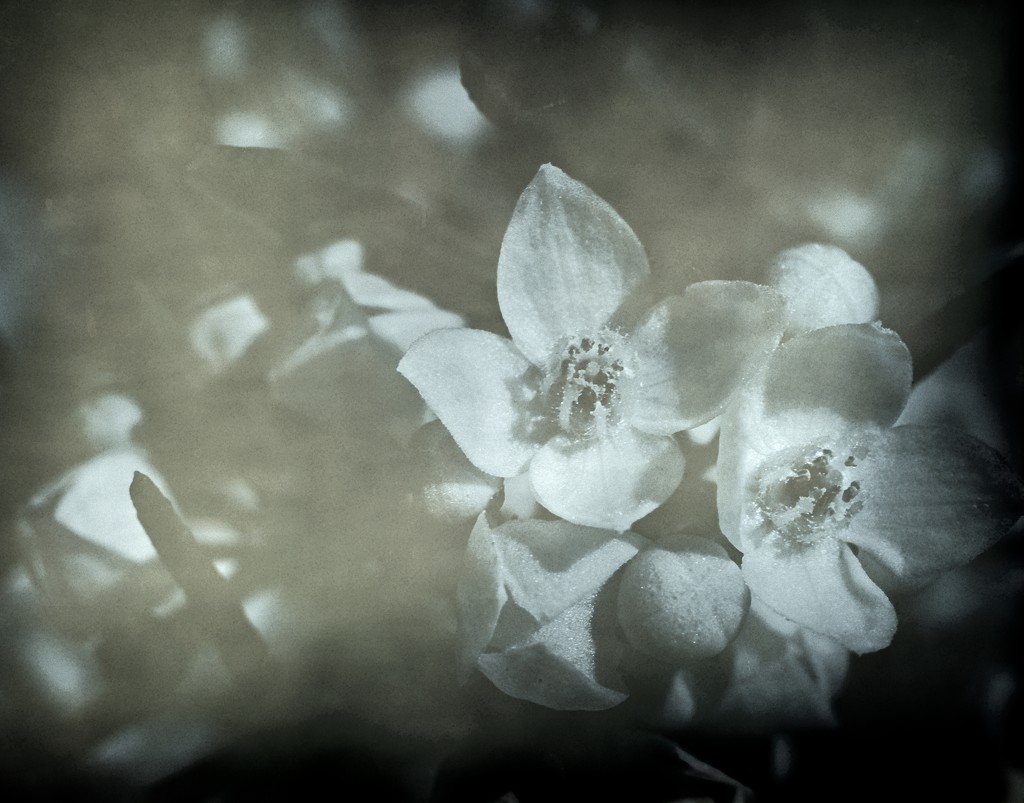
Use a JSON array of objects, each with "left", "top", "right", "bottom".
[
  {"left": 399, "top": 164, "right": 785, "bottom": 531},
  {"left": 716, "top": 322, "right": 1024, "bottom": 653}
]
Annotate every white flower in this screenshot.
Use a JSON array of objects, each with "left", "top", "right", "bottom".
[
  {"left": 457, "top": 511, "right": 646, "bottom": 710},
  {"left": 399, "top": 164, "right": 784, "bottom": 531},
  {"left": 717, "top": 322, "right": 1024, "bottom": 653}
]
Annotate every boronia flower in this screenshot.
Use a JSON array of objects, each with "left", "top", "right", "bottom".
[
  {"left": 717, "top": 322, "right": 1024, "bottom": 653},
  {"left": 457, "top": 511, "right": 647, "bottom": 710},
  {"left": 766, "top": 242, "right": 880, "bottom": 336},
  {"left": 399, "top": 164, "right": 785, "bottom": 531}
]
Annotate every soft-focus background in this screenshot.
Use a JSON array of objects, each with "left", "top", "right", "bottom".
[{"left": 1, "top": 0, "right": 1021, "bottom": 799}]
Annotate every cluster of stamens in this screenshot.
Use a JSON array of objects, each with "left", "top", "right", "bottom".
[
  {"left": 546, "top": 335, "right": 625, "bottom": 437},
  {"left": 756, "top": 447, "right": 865, "bottom": 545}
]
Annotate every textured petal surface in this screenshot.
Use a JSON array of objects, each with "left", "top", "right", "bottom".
[
  {"left": 529, "top": 428, "right": 684, "bottom": 532},
  {"left": 398, "top": 328, "right": 540, "bottom": 477},
  {"left": 625, "top": 281, "right": 785, "bottom": 434},
  {"left": 495, "top": 519, "right": 645, "bottom": 623},
  {"left": 761, "top": 323, "right": 911, "bottom": 436},
  {"left": 845, "top": 425, "right": 1024, "bottom": 586},
  {"left": 717, "top": 323, "right": 912, "bottom": 548},
  {"left": 497, "top": 164, "right": 650, "bottom": 365},
  {"left": 617, "top": 535, "right": 749, "bottom": 661},
  {"left": 742, "top": 534, "right": 897, "bottom": 653},
  {"left": 477, "top": 593, "right": 629, "bottom": 711},
  {"left": 455, "top": 513, "right": 508, "bottom": 679},
  {"left": 768, "top": 243, "right": 879, "bottom": 334}
]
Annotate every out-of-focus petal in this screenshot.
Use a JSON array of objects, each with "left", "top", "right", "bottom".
[
  {"left": 340, "top": 269, "right": 437, "bottom": 312},
  {"left": 895, "top": 329, "right": 1012, "bottom": 456},
  {"left": 660, "top": 670, "right": 700, "bottom": 725},
  {"left": 625, "top": 282, "right": 784, "bottom": 434},
  {"left": 497, "top": 164, "right": 650, "bottom": 366},
  {"left": 367, "top": 308, "right": 464, "bottom": 356},
  {"left": 189, "top": 294, "right": 269, "bottom": 374},
  {"left": 529, "top": 428, "right": 684, "bottom": 532},
  {"left": 494, "top": 519, "right": 645, "bottom": 623},
  {"left": 746, "top": 598, "right": 851, "bottom": 694},
  {"left": 742, "top": 534, "right": 897, "bottom": 654},
  {"left": 17, "top": 511, "right": 179, "bottom": 635},
  {"left": 412, "top": 421, "right": 501, "bottom": 522},
  {"left": 456, "top": 513, "right": 507, "bottom": 679},
  {"left": 294, "top": 239, "right": 364, "bottom": 286},
  {"left": 398, "top": 328, "right": 541, "bottom": 477},
  {"left": 768, "top": 244, "right": 879, "bottom": 334},
  {"left": 48, "top": 449, "right": 174, "bottom": 564},
  {"left": 717, "top": 598, "right": 849, "bottom": 730},
  {"left": 845, "top": 425, "right": 1024, "bottom": 587},
  {"left": 77, "top": 393, "right": 143, "bottom": 451},
  {"left": 404, "top": 64, "right": 490, "bottom": 146},
  {"left": 617, "top": 535, "right": 749, "bottom": 661},
  {"left": 477, "top": 593, "right": 629, "bottom": 711}
]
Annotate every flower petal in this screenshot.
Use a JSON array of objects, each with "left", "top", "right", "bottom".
[
  {"left": 625, "top": 281, "right": 785, "bottom": 434},
  {"left": 717, "top": 597, "right": 849, "bottom": 730},
  {"left": 617, "top": 535, "right": 749, "bottom": 661},
  {"left": 767, "top": 243, "right": 879, "bottom": 335},
  {"left": 49, "top": 449, "right": 175, "bottom": 564},
  {"left": 497, "top": 164, "right": 650, "bottom": 365},
  {"left": 340, "top": 266, "right": 437, "bottom": 312},
  {"left": 412, "top": 421, "right": 502, "bottom": 522},
  {"left": 845, "top": 425, "right": 1024, "bottom": 587},
  {"left": 398, "top": 328, "right": 540, "bottom": 477},
  {"left": 455, "top": 513, "right": 508, "bottom": 679},
  {"left": 742, "top": 534, "right": 897, "bottom": 653},
  {"left": 367, "top": 308, "right": 465, "bottom": 357},
  {"left": 477, "top": 593, "right": 629, "bottom": 711},
  {"left": 189, "top": 294, "right": 269, "bottom": 374},
  {"left": 529, "top": 428, "right": 685, "bottom": 532},
  {"left": 495, "top": 519, "right": 646, "bottom": 623},
  {"left": 717, "top": 323, "right": 911, "bottom": 547},
  {"left": 762, "top": 323, "right": 912, "bottom": 436}
]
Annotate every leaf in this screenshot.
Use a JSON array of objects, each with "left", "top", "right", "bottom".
[{"left": 129, "top": 471, "right": 269, "bottom": 673}]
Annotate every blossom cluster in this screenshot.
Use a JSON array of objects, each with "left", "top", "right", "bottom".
[{"left": 398, "top": 165, "right": 1024, "bottom": 724}]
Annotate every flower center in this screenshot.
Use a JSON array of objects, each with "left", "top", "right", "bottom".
[
  {"left": 755, "top": 445, "right": 865, "bottom": 546},
  {"left": 545, "top": 332, "right": 627, "bottom": 438}
]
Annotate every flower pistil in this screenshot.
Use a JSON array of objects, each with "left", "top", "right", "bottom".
[{"left": 544, "top": 330, "right": 629, "bottom": 438}]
